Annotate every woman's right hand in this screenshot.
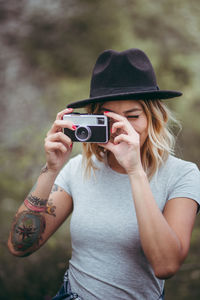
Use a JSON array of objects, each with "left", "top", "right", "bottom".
[{"left": 44, "top": 108, "right": 76, "bottom": 173}]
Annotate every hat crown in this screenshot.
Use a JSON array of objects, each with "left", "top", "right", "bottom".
[
  {"left": 67, "top": 48, "right": 182, "bottom": 108},
  {"left": 90, "top": 48, "right": 158, "bottom": 97}
]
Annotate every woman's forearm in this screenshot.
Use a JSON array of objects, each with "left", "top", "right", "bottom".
[
  {"left": 8, "top": 108, "right": 75, "bottom": 257},
  {"left": 8, "top": 165, "right": 60, "bottom": 257},
  {"left": 25, "top": 164, "right": 59, "bottom": 202},
  {"left": 129, "top": 170, "right": 182, "bottom": 279}
]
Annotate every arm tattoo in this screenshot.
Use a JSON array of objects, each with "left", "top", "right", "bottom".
[
  {"left": 50, "top": 184, "right": 63, "bottom": 194},
  {"left": 24, "top": 184, "right": 63, "bottom": 216},
  {"left": 27, "top": 194, "right": 48, "bottom": 210},
  {"left": 45, "top": 199, "right": 56, "bottom": 217},
  {"left": 40, "top": 164, "right": 48, "bottom": 174},
  {"left": 11, "top": 211, "right": 45, "bottom": 252},
  {"left": 24, "top": 194, "right": 56, "bottom": 217}
]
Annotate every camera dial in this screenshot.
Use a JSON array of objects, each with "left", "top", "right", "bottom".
[{"left": 75, "top": 126, "right": 92, "bottom": 142}]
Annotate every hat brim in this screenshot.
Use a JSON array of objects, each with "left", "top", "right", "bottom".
[{"left": 67, "top": 90, "right": 182, "bottom": 108}]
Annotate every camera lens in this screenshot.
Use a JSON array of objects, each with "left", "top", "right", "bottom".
[{"left": 75, "top": 126, "right": 92, "bottom": 142}]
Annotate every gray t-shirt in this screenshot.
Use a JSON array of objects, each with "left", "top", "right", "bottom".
[{"left": 55, "top": 154, "right": 200, "bottom": 300}]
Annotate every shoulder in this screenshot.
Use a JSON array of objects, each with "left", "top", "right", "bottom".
[
  {"left": 58, "top": 154, "right": 83, "bottom": 177},
  {"left": 160, "top": 155, "right": 199, "bottom": 177},
  {"left": 161, "top": 156, "right": 200, "bottom": 204},
  {"left": 152, "top": 155, "right": 200, "bottom": 197},
  {"left": 54, "top": 154, "right": 83, "bottom": 194},
  {"left": 63, "top": 154, "right": 83, "bottom": 170},
  {"left": 69, "top": 153, "right": 83, "bottom": 165}
]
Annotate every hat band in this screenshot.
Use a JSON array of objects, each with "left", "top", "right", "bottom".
[{"left": 90, "top": 85, "right": 159, "bottom": 97}]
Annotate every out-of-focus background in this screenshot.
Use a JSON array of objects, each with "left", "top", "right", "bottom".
[{"left": 0, "top": 0, "right": 200, "bottom": 299}]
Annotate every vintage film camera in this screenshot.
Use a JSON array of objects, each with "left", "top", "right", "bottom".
[{"left": 63, "top": 114, "right": 110, "bottom": 143}]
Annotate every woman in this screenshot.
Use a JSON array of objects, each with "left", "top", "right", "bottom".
[{"left": 8, "top": 48, "right": 200, "bottom": 299}]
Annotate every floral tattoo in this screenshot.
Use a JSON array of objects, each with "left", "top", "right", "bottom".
[
  {"left": 23, "top": 184, "right": 63, "bottom": 216},
  {"left": 24, "top": 194, "right": 56, "bottom": 216}
]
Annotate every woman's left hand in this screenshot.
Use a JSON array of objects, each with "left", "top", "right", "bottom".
[{"left": 99, "top": 111, "right": 143, "bottom": 174}]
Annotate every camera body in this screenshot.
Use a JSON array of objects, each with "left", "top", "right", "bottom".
[{"left": 63, "top": 114, "right": 109, "bottom": 143}]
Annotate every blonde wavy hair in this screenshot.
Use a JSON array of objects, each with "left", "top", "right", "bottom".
[{"left": 82, "top": 100, "right": 180, "bottom": 179}]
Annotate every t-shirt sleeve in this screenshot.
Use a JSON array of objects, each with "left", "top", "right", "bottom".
[
  {"left": 54, "top": 160, "right": 72, "bottom": 196},
  {"left": 167, "top": 162, "right": 200, "bottom": 207}
]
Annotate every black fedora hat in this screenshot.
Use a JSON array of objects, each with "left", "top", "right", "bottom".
[{"left": 67, "top": 48, "right": 182, "bottom": 108}]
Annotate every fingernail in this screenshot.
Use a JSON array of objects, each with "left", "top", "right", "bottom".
[
  {"left": 104, "top": 111, "right": 109, "bottom": 114},
  {"left": 72, "top": 125, "right": 77, "bottom": 130},
  {"left": 70, "top": 143, "right": 73, "bottom": 149}
]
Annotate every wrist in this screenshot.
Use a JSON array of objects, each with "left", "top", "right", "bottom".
[
  {"left": 41, "top": 163, "right": 60, "bottom": 177},
  {"left": 128, "top": 169, "right": 148, "bottom": 190},
  {"left": 127, "top": 167, "right": 146, "bottom": 178},
  {"left": 39, "top": 163, "right": 60, "bottom": 183},
  {"left": 126, "top": 161, "right": 145, "bottom": 176}
]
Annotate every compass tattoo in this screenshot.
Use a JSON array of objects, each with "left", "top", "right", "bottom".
[{"left": 11, "top": 211, "right": 46, "bottom": 252}]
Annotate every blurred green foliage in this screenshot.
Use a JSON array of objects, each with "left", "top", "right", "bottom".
[{"left": 0, "top": 0, "right": 200, "bottom": 299}]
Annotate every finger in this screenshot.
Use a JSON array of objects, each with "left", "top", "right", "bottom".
[
  {"left": 112, "top": 122, "right": 137, "bottom": 139},
  {"left": 45, "top": 141, "right": 70, "bottom": 154},
  {"left": 47, "top": 119, "right": 76, "bottom": 135},
  {"left": 104, "top": 111, "right": 134, "bottom": 134},
  {"left": 114, "top": 133, "right": 139, "bottom": 146},
  {"left": 46, "top": 131, "right": 72, "bottom": 147},
  {"left": 98, "top": 141, "right": 115, "bottom": 152},
  {"left": 56, "top": 108, "right": 73, "bottom": 120},
  {"left": 104, "top": 111, "right": 126, "bottom": 122},
  {"left": 111, "top": 121, "right": 130, "bottom": 135}
]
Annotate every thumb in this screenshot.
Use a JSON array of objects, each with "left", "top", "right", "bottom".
[{"left": 98, "top": 141, "right": 115, "bottom": 152}]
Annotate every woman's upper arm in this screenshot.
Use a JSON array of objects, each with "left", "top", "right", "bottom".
[
  {"left": 163, "top": 197, "right": 198, "bottom": 262},
  {"left": 41, "top": 184, "right": 73, "bottom": 241}
]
